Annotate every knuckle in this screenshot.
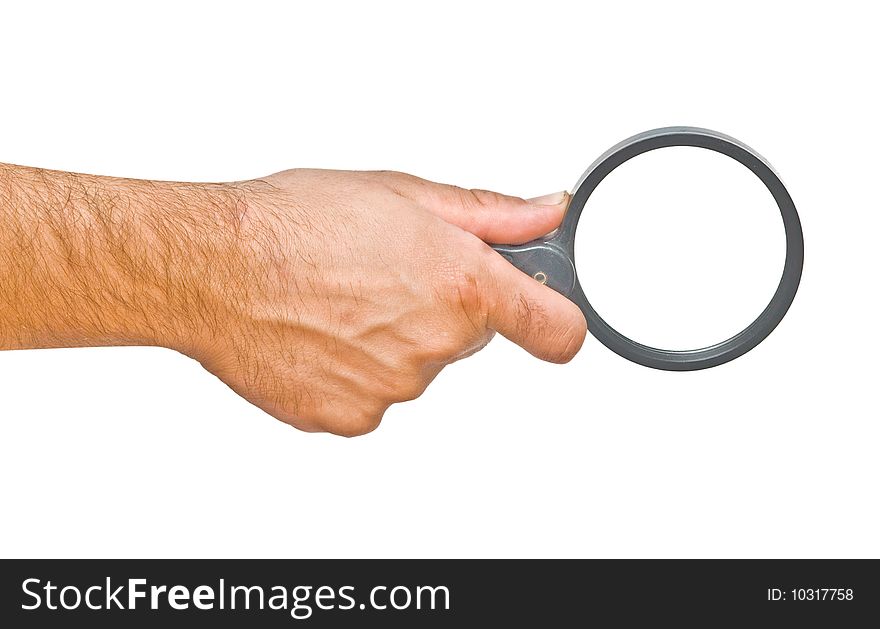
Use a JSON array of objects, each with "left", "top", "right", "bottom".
[
  {"left": 394, "top": 372, "right": 429, "bottom": 402},
  {"left": 448, "top": 275, "right": 491, "bottom": 344},
  {"left": 424, "top": 332, "right": 464, "bottom": 362},
  {"left": 376, "top": 359, "right": 431, "bottom": 403},
  {"left": 373, "top": 170, "right": 424, "bottom": 199},
  {"left": 368, "top": 169, "right": 405, "bottom": 183},
  {"left": 434, "top": 254, "right": 485, "bottom": 315},
  {"left": 452, "top": 268, "right": 482, "bottom": 313},
  {"left": 462, "top": 246, "right": 497, "bottom": 304},
  {"left": 325, "top": 406, "right": 386, "bottom": 438},
  {"left": 373, "top": 354, "right": 416, "bottom": 392},
  {"left": 458, "top": 187, "right": 504, "bottom": 209}
]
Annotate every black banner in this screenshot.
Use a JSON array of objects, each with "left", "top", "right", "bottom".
[{"left": 1, "top": 559, "right": 876, "bottom": 626}]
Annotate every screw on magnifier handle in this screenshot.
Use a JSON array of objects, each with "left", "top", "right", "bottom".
[{"left": 490, "top": 239, "right": 577, "bottom": 300}]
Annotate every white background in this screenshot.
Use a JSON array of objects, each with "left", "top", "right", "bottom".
[{"left": 1, "top": 1, "right": 877, "bottom": 558}]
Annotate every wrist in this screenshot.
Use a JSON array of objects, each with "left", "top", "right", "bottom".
[{"left": 118, "top": 178, "right": 254, "bottom": 356}]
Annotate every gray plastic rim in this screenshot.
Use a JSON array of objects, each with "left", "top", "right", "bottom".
[{"left": 564, "top": 126, "right": 804, "bottom": 371}]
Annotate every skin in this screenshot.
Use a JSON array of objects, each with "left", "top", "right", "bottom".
[{"left": 0, "top": 164, "right": 587, "bottom": 436}]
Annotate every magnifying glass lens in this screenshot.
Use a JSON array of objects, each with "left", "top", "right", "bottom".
[{"left": 575, "top": 145, "right": 786, "bottom": 351}]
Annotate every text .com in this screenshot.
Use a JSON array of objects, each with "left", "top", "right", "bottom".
[{"left": 22, "top": 578, "right": 450, "bottom": 620}]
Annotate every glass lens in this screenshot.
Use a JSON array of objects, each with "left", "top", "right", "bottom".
[{"left": 574, "top": 145, "right": 785, "bottom": 351}]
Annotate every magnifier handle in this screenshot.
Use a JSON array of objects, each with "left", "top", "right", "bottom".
[{"left": 490, "top": 239, "right": 577, "bottom": 300}]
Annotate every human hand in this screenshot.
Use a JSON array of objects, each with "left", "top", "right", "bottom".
[
  {"left": 0, "top": 165, "right": 586, "bottom": 436},
  {"left": 186, "top": 170, "right": 586, "bottom": 435}
]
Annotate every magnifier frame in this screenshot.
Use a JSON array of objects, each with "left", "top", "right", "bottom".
[{"left": 492, "top": 126, "right": 804, "bottom": 371}]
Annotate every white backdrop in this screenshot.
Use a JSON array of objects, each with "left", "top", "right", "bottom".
[{"left": 1, "top": 1, "right": 877, "bottom": 558}]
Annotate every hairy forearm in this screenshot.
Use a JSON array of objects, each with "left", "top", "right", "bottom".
[{"left": 0, "top": 163, "right": 247, "bottom": 353}]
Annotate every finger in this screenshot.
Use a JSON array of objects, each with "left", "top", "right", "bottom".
[
  {"left": 481, "top": 248, "right": 587, "bottom": 363},
  {"left": 379, "top": 172, "right": 569, "bottom": 244},
  {"left": 427, "top": 187, "right": 570, "bottom": 244}
]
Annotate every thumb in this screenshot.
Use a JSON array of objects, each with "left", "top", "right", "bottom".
[{"left": 387, "top": 173, "right": 570, "bottom": 244}]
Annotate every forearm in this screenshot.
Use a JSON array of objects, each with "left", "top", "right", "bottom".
[{"left": 0, "top": 163, "right": 245, "bottom": 353}]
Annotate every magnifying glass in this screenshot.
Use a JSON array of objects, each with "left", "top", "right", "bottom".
[{"left": 493, "top": 127, "right": 804, "bottom": 370}]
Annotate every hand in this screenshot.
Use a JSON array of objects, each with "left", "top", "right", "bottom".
[
  {"left": 0, "top": 165, "right": 586, "bottom": 436},
  {"left": 187, "top": 170, "right": 587, "bottom": 435}
]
